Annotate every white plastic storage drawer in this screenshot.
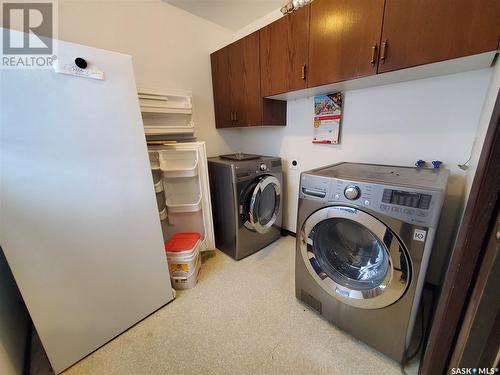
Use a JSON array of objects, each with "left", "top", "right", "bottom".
[
  {"left": 161, "top": 211, "right": 205, "bottom": 242},
  {"left": 139, "top": 90, "right": 192, "bottom": 113},
  {"left": 139, "top": 89, "right": 194, "bottom": 135},
  {"left": 163, "top": 176, "right": 201, "bottom": 212},
  {"left": 142, "top": 113, "right": 194, "bottom": 135},
  {"left": 159, "top": 149, "right": 198, "bottom": 178}
]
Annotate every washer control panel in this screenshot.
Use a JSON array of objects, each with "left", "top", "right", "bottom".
[
  {"left": 330, "top": 179, "right": 376, "bottom": 209},
  {"left": 233, "top": 158, "right": 282, "bottom": 180},
  {"left": 300, "top": 173, "right": 444, "bottom": 228},
  {"left": 381, "top": 189, "right": 431, "bottom": 209}
]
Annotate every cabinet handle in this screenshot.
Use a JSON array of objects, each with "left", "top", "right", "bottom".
[
  {"left": 301, "top": 64, "right": 307, "bottom": 80},
  {"left": 235, "top": 111, "right": 238, "bottom": 122},
  {"left": 370, "top": 44, "right": 377, "bottom": 65},
  {"left": 380, "top": 40, "right": 388, "bottom": 64},
  {"left": 230, "top": 111, "right": 234, "bottom": 121}
]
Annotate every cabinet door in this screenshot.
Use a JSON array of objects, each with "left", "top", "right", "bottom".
[
  {"left": 260, "top": 5, "right": 310, "bottom": 96},
  {"left": 379, "top": 0, "right": 500, "bottom": 73},
  {"left": 210, "top": 47, "right": 233, "bottom": 128},
  {"left": 228, "top": 31, "right": 262, "bottom": 127},
  {"left": 308, "top": 0, "right": 385, "bottom": 87}
]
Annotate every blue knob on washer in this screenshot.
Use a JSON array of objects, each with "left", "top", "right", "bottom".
[
  {"left": 415, "top": 160, "right": 426, "bottom": 168},
  {"left": 431, "top": 160, "right": 442, "bottom": 169}
]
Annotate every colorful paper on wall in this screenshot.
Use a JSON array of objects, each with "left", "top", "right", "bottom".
[{"left": 313, "top": 93, "right": 343, "bottom": 144}]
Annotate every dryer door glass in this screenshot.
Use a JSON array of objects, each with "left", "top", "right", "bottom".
[
  {"left": 249, "top": 175, "right": 281, "bottom": 234},
  {"left": 300, "top": 206, "right": 410, "bottom": 309}
]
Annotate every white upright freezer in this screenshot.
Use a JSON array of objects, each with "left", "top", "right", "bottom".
[{"left": 0, "top": 31, "right": 174, "bottom": 373}]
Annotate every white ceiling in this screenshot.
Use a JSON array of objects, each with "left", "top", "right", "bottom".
[{"left": 164, "top": 0, "right": 283, "bottom": 31}]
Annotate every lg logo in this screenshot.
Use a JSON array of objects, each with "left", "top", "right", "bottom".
[
  {"left": 2, "top": 1, "right": 54, "bottom": 55},
  {"left": 413, "top": 229, "right": 427, "bottom": 242}
]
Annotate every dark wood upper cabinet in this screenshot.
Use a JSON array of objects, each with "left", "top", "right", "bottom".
[
  {"left": 308, "top": 0, "right": 385, "bottom": 87},
  {"left": 210, "top": 47, "right": 232, "bottom": 128},
  {"left": 227, "top": 31, "right": 262, "bottom": 127},
  {"left": 378, "top": 0, "right": 500, "bottom": 73},
  {"left": 211, "top": 0, "right": 499, "bottom": 129},
  {"left": 211, "top": 32, "right": 286, "bottom": 128},
  {"left": 260, "top": 5, "right": 310, "bottom": 97}
]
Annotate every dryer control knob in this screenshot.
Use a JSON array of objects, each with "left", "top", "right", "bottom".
[
  {"left": 260, "top": 163, "right": 268, "bottom": 171},
  {"left": 344, "top": 185, "right": 361, "bottom": 200}
]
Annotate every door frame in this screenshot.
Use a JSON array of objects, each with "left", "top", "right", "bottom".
[
  {"left": 419, "top": 88, "right": 500, "bottom": 373},
  {"left": 449, "top": 207, "right": 499, "bottom": 369}
]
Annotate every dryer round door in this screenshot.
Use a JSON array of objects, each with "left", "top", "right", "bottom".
[
  {"left": 299, "top": 206, "right": 411, "bottom": 309},
  {"left": 243, "top": 175, "right": 281, "bottom": 234}
]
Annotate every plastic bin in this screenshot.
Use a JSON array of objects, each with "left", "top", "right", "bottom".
[
  {"left": 166, "top": 207, "right": 205, "bottom": 238},
  {"left": 142, "top": 113, "right": 194, "bottom": 136},
  {"left": 163, "top": 176, "right": 201, "bottom": 211},
  {"left": 159, "top": 149, "right": 198, "bottom": 178},
  {"left": 165, "top": 232, "right": 201, "bottom": 290}
]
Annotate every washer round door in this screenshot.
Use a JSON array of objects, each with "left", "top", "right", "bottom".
[
  {"left": 242, "top": 175, "right": 281, "bottom": 234},
  {"left": 300, "top": 206, "right": 411, "bottom": 309}
]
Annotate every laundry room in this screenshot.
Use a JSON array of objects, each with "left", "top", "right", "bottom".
[{"left": 1, "top": 1, "right": 499, "bottom": 375}]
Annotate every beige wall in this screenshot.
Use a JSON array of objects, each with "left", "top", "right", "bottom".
[{"left": 58, "top": 0, "right": 241, "bottom": 157}]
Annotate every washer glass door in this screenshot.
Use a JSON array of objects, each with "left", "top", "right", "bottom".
[
  {"left": 244, "top": 175, "right": 281, "bottom": 234},
  {"left": 300, "top": 206, "right": 411, "bottom": 309}
]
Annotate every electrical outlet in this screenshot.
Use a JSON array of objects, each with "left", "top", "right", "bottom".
[{"left": 289, "top": 159, "right": 299, "bottom": 170}]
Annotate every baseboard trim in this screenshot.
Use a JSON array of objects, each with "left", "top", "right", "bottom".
[{"left": 281, "top": 228, "right": 296, "bottom": 237}]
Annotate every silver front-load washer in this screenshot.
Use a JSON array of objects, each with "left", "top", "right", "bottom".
[
  {"left": 295, "top": 162, "right": 448, "bottom": 362},
  {"left": 208, "top": 154, "right": 283, "bottom": 260}
]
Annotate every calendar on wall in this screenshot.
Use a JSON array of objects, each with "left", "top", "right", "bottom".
[{"left": 312, "top": 92, "right": 343, "bottom": 144}]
